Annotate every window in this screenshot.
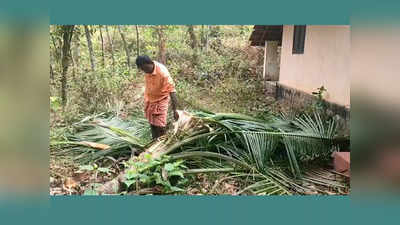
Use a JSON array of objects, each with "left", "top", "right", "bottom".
[{"left": 292, "top": 25, "right": 306, "bottom": 54}]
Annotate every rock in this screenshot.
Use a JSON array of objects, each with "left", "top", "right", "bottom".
[
  {"left": 98, "top": 173, "right": 126, "bottom": 195},
  {"left": 333, "top": 152, "right": 350, "bottom": 177},
  {"left": 98, "top": 179, "right": 120, "bottom": 194}
]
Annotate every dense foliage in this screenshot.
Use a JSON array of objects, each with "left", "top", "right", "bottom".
[{"left": 50, "top": 25, "right": 269, "bottom": 121}]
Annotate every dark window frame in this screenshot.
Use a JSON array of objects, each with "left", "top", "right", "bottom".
[{"left": 292, "top": 25, "right": 306, "bottom": 54}]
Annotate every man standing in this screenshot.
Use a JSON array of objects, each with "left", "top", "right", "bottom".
[{"left": 136, "top": 55, "right": 179, "bottom": 140}]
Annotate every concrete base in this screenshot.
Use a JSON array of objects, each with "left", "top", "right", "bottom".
[{"left": 267, "top": 82, "right": 350, "bottom": 120}]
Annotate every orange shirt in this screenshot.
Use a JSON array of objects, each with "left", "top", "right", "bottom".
[{"left": 144, "top": 61, "right": 176, "bottom": 103}]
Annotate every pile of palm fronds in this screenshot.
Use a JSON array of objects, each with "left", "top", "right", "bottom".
[
  {"left": 51, "top": 110, "right": 348, "bottom": 195},
  {"left": 51, "top": 112, "right": 151, "bottom": 164}
]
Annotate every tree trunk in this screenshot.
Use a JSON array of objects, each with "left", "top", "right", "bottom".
[
  {"left": 84, "top": 25, "right": 96, "bottom": 71},
  {"left": 187, "top": 25, "right": 198, "bottom": 64},
  {"left": 50, "top": 64, "right": 54, "bottom": 80},
  {"left": 72, "top": 29, "right": 80, "bottom": 68},
  {"left": 105, "top": 26, "right": 115, "bottom": 67},
  {"left": 156, "top": 26, "right": 166, "bottom": 64},
  {"left": 187, "top": 25, "right": 197, "bottom": 49},
  {"left": 69, "top": 47, "right": 76, "bottom": 82},
  {"left": 71, "top": 28, "right": 80, "bottom": 83},
  {"left": 200, "top": 25, "right": 204, "bottom": 51},
  {"left": 201, "top": 25, "right": 210, "bottom": 51},
  {"left": 135, "top": 25, "right": 140, "bottom": 56},
  {"left": 99, "top": 25, "right": 105, "bottom": 67},
  {"left": 205, "top": 25, "right": 209, "bottom": 51},
  {"left": 117, "top": 26, "right": 131, "bottom": 70},
  {"left": 60, "top": 25, "right": 74, "bottom": 106},
  {"left": 51, "top": 34, "right": 61, "bottom": 62}
]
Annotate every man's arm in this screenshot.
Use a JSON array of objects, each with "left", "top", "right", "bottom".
[{"left": 170, "top": 92, "right": 179, "bottom": 121}]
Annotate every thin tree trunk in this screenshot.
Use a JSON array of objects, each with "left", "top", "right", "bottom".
[
  {"left": 69, "top": 48, "right": 76, "bottom": 82},
  {"left": 84, "top": 25, "right": 96, "bottom": 71},
  {"left": 187, "top": 25, "right": 198, "bottom": 64},
  {"left": 72, "top": 30, "right": 80, "bottom": 68},
  {"left": 200, "top": 25, "right": 204, "bottom": 51},
  {"left": 60, "top": 25, "right": 74, "bottom": 106},
  {"left": 71, "top": 29, "right": 81, "bottom": 84},
  {"left": 117, "top": 26, "right": 131, "bottom": 69},
  {"left": 99, "top": 25, "right": 105, "bottom": 67},
  {"left": 51, "top": 34, "right": 61, "bottom": 62},
  {"left": 201, "top": 25, "right": 209, "bottom": 52},
  {"left": 156, "top": 26, "right": 166, "bottom": 64},
  {"left": 187, "top": 25, "right": 197, "bottom": 49},
  {"left": 105, "top": 26, "right": 115, "bottom": 67},
  {"left": 205, "top": 25, "right": 209, "bottom": 52},
  {"left": 50, "top": 64, "right": 54, "bottom": 80},
  {"left": 135, "top": 25, "right": 140, "bottom": 56}
]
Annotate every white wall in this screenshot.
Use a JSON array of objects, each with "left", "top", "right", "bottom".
[{"left": 279, "top": 25, "right": 350, "bottom": 107}]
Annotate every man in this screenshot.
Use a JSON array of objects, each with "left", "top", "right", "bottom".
[{"left": 136, "top": 55, "right": 179, "bottom": 140}]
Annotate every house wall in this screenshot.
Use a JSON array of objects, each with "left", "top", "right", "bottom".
[{"left": 279, "top": 25, "right": 350, "bottom": 107}]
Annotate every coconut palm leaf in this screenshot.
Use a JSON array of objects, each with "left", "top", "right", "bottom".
[
  {"left": 56, "top": 109, "right": 343, "bottom": 193},
  {"left": 240, "top": 131, "right": 279, "bottom": 172},
  {"left": 292, "top": 112, "right": 337, "bottom": 139},
  {"left": 237, "top": 178, "right": 291, "bottom": 195},
  {"left": 54, "top": 115, "right": 151, "bottom": 163}
]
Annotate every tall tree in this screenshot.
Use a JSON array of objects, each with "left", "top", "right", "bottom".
[
  {"left": 156, "top": 25, "right": 167, "bottom": 64},
  {"left": 117, "top": 26, "right": 131, "bottom": 70},
  {"left": 135, "top": 25, "right": 140, "bottom": 56},
  {"left": 99, "top": 25, "right": 105, "bottom": 66},
  {"left": 71, "top": 27, "right": 81, "bottom": 83},
  {"left": 187, "top": 25, "right": 198, "bottom": 49},
  {"left": 50, "top": 32, "right": 61, "bottom": 63},
  {"left": 60, "top": 25, "right": 74, "bottom": 106},
  {"left": 105, "top": 26, "right": 115, "bottom": 67},
  {"left": 200, "top": 25, "right": 210, "bottom": 51},
  {"left": 205, "top": 25, "right": 210, "bottom": 51},
  {"left": 72, "top": 27, "right": 81, "bottom": 68},
  {"left": 84, "top": 25, "right": 96, "bottom": 71},
  {"left": 50, "top": 64, "right": 54, "bottom": 81},
  {"left": 187, "top": 25, "right": 198, "bottom": 64}
]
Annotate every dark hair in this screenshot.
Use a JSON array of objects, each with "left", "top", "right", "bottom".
[{"left": 136, "top": 55, "right": 153, "bottom": 67}]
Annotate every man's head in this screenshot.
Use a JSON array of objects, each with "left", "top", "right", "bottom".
[{"left": 136, "top": 55, "right": 154, "bottom": 74}]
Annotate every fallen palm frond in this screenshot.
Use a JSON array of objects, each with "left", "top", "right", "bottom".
[
  {"left": 51, "top": 113, "right": 151, "bottom": 164},
  {"left": 53, "top": 109, "right": 347, "bottom": 195},
  {"left": 170, "top": 151, "right": 293, "bottom": 195},
  {"left": 52, "top": 141, "right": 111, "bottom": 150}
]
